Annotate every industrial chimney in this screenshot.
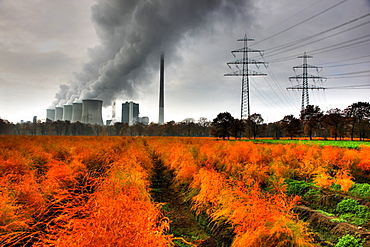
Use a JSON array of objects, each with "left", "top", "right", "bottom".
[
  {"left": 81, "top": 99, "right": 104, "bottom": 125},
  {"left": 63, "top": 105, "right": 73, "bottom": 121},
  {"left": 55, "top": 107, "right": 63, "bottom": 121},
  {"left": 158, "top": 53, "right": 164, "bottom": 125},
  {"left": 46, "top": 109, "right": 55, "bottom": 121},
  {"left": 71, "top": 102, "right": 82, "bottom": 122}
]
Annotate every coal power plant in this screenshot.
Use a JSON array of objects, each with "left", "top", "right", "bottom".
[
  {"left": 46, "top": 109, "right": 55, "bottom": 121},
  {"left": 81, "top": 99, "right": 104, "bottom": 125},
  {"left": 63, "top": 105, "right": 73, "bottom": 121},
  {"left": 71, "top": 102, "right": 82, "bottom": 122},
  {"left": 45, "top": 53, "right": 164, "bottom": 125},
  {"left": 54, "top": 107, "right": 63, "bottom": 121}
]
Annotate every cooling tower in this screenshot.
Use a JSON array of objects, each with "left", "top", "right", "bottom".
[
  {"left": 55, "top": 107, "right": 63, "bottom": 121},
  {"left": 71, "top": 102, "right": 82, "bottom": 122},
  {"left": 63, "top": 105, "right": 73, "bottom": 121},
  {"left": 46, "top": 109, "right": 55, "bottom": 121},
  {"left": 158, "top": 53, "right": 164, "bottom": 124},
  {"left": 81, "top": 99, "right": 104, "bottom": 125}
]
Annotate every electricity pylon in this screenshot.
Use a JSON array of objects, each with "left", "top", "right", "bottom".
[
  {"left": 287, "top": 52, "right": 327, "bottom": 111},
  {"left": 225, "top": 34, "right": 267, "bottom": 119}
]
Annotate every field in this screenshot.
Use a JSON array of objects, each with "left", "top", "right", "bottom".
[
  {"left": 1, "top": 136, "right": 370, "bottom": 246},
  {"left": 248, "top": 139, "right": 370, "bottom": 149}
]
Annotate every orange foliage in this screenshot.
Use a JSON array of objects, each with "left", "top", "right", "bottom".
[
  {"left": 1, "top": 136, "right": 367, "bottom": 246},
  {"left": 0, "top": 136, "right": 171, "bottom": 246}
]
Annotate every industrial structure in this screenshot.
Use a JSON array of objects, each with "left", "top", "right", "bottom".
[
  {"left": 158, "top": 53, "right": 165, "bottom": 124},
  {"left": 63, "top": 105, "right": 73, "bottom": 121},
  {"left": 287, "top": 52, "right": 326, "bottom": 111},
  {"left": 45, "top": 53, "right": 163, "bottom": 125},
  {"left": 71, "top": 102, "right": 82, "bottom": 122},
  {"left": 122, "top": 101, "right": 139, "bottom": 125},
  {"left": 225, "top": 34, "right": 267, "bottom": 119},
  {"left": 81, "top": 99, "right": 104, "bottom": 125},
  {"left": 46, "top": 109, "right": 55, "bottom": 121},
  {"left": 55, "top": 107, "right": 63, "bottom": 121}
]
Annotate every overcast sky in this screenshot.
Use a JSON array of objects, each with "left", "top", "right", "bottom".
[{"left": 0, "top": 0, "right": 369, "bottom": 124}]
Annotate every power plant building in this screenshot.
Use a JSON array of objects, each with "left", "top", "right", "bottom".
[
  {"left": 122, "top": 101, "right": 139, "bottom": 126},
  {"left": 63, "top": 105, "right": 73, "bottom": 121},
  {"left": 46, "top": 109, "right": 55, "bottom": 121},
  {"left": 71, "top": 102, "right": 82, "bottom": 122},
  {"left": 81, "top": 99, "right": 104, "bottom": 125},
  {"left": 55, "top": 107, "right": 63, "bottom": 121}
]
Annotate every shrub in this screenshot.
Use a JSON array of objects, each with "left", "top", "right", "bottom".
[
  {"left": 336, "top": 198, "right": 359, "bottom": 214},
  {"left": 335, "top": 234, "right": 364, "bottom": 247},
  {"left": 285, "top": 179, "right": 316, "bottom": 196},
  {"left": 349, "top": 183, "right": 370, "bottom": 200}
]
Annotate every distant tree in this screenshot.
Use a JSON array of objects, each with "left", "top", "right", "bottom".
[
  {"left": 321, "top": 108, "right": 345, "bottom": 140},
  {"left": 71, "top": 122, "right": 83, "bottom": 135},
  {"left": 163, "top": 121, "right": 176, "bottom": 136},
  {"left": 300, "top": 105, "right": 323, "bottom": 140},
  {"left": 230, "top": 118, "right": 247, "bottom": 139},
  {"left": 64, "top": 121, "right": 71, "bottom": 135},
  {"left": 113, "top": 122, "right": 124, "bottom": 135},
  {"left": 344, "top": 102, "right": 370, "bottom": 141},
  {"left": 280, "top": 115, "right": 301, "bottom": 139},
  {"left": 53, "top": 120, "right": 65, "bottom": 135},
  {"left": 247, "top": 113, "right": 264, "bottom": 139},
  {"left": 146, "top": 123, "right": 164, "bottom": 136},
  {"left": 133, "top": 122, "right": 145, "bottom": 136},
  {"left": 267, "top": 122, "right": 283, "bottom": 140},
  {"left": 0, "top": 118, "right": 11, "bottom": 134},
  {"left": 197, "top": 117, "right": 211, "bottom": 137},
  {"left": 182, "top": 118, "right": 196, "bottom": 136},
  {"left": 211, "top": 112, "right": 234, "bottom": 140}
]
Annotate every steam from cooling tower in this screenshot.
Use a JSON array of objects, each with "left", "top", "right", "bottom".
[{"left": 51, "top": 0, "right": 247, "bottom": 107}]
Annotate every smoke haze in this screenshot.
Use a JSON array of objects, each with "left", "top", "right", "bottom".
[{"left": 52, "top": 0, "right": 248, "bottom": 107}]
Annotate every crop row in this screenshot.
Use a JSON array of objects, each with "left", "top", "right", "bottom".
[
  {"left": 0, "top": 136, "right": 170, "bottom": 246},
  {"left": 1, "top": 136, "right": 370, "bottom": 246},
  {"left": 148, "top": 137, "right": 370, "bottom": 246}
]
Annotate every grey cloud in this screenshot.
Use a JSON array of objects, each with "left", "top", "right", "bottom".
[{"left": 52, "top": 0, "right": 249, "bottom": 107}]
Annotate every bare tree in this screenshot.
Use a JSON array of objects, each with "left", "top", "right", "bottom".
[
  {"left": 344, "top": 102, "right": 370, "bottom": 141},
  {"left": 300, "top": 105, "right": 323, "bottom": 140},
  {"left": 247, "top": 113, "right": 264, "bottom": 139},
  {"left": 280, "top": 115, "right": 301, "bottom": 140}
]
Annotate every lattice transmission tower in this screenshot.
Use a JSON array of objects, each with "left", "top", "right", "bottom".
[
  {"left": 225, "top": 34, "right": 267, "bottom": 119},
  {"left": 287, "top": 52, "right": 327, "bottom": 111}
]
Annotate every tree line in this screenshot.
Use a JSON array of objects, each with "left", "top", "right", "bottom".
[{"left": 0, "top": 101, "right": 369, "bottom": 140}]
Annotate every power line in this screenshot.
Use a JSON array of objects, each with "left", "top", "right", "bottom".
[
  {"left": 252, "top": 0, "right": 324, "bottom": 38},
  {"left": 268, "top": 37, "right": 370, "bottom": 63},
  {"left": 323, "top": 70, "right": 370, "bottom": 77},
  {"left": 322, "top": 60, "right": 370, "bottom": 68},
  {"left": 265, "top": 13, "right": 370, "bottom": 54},
  {"left": 318, "top": 54, "right": 370, "bottom": 65},
  {"left": 252, "top": 0, "right": 349, "bottom": 46},
  {"left": 264, "top": 20, "right": 370, "bottom": 59}
]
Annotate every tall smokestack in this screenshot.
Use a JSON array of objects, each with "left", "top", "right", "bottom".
[{"left": 158, "top": 53, "right": 164, "bottom": 125}]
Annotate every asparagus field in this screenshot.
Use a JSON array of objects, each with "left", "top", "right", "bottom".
[{"left": 1, "top": 136, "right": 370, "bottom": 246}]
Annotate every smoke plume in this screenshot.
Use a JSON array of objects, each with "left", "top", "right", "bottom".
[{"left": 52, "top": 0, "right": 247, "bottom": 107}]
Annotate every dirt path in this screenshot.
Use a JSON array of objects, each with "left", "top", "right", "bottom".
[{"left": 150, "top": 155, "right": 217, "bottom": 247}]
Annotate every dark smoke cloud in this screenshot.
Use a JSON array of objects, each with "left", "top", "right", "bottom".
[{"left": 52, "top": 0, "right": 248, "bottom": 107}]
